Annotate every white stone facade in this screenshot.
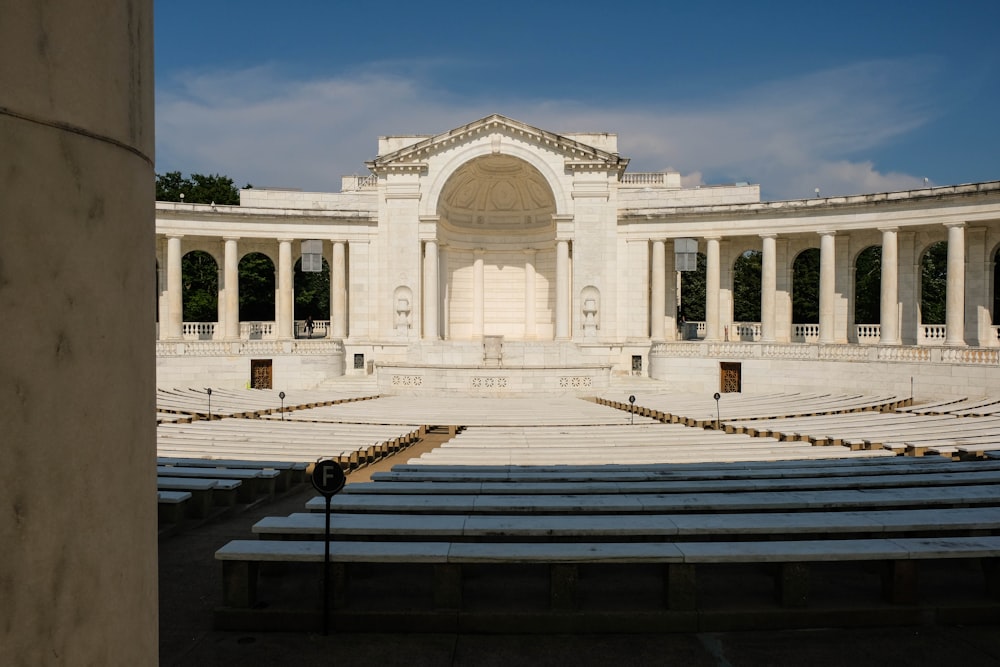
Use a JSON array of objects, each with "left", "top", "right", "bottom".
[{"left": 156, "top": 115, "right": 1000, "bottom": 396}]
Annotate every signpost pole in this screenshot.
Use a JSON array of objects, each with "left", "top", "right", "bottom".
[
  {"left": 311, "top": 459, "right": 345, "bottom": 636},
  {"left": 323, "top": 494, "right": 332, "bottom": 634}
]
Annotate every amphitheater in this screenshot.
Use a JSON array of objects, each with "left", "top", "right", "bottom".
[
  {"left": 148, "top": 116, "right": 1000, "bottom": 663},
  {"left": 10, "top": 5, "right": 1000, "bottom": 664}
]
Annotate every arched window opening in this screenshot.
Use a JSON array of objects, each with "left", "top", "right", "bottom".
[
  {"left": 792, "top": 248, "right": 820, "bottom": 324},
  {"left": 733, "top": 250, "right": 762, "bottom": 322},
  {"left": 679, "top": 252, "right": 706, "bottom": 322},
  {"left": 854, "top": 246, "right": 881, "bottom": 324},
  {"left": 181, "top": 250, "right": 218, "bottom": 322},
  {"left": 920, "top": 241, "right": 947, "bottom": 325},
  {"left": 238, "top": 252, "right": 276, "bottom": 322}
]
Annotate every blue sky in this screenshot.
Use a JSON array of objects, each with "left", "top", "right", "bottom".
[{"left": 154, "top": 1, "right": 1000, "bottom": 201}]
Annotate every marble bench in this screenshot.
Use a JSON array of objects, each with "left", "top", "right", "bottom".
[
  {"left": 156, "top": 490, "right": 191, "bottom": 524},
  {"left": 342, "top": 468, "right": 1000, "bottom": 496},
  {"left": 253, "top": 506, "right": 1000, "bottom": 542},
  {"left": 156, "top": 466, "right": 279, "bottom": 503},
  {"left": 216, "top": 535, "right": 1000, "bottom": 611},
  {"left": 304, "top": 483, "right": 1000, "bottom": 514},
  {"left": 159, "top": 457, "right": 307, "bottom": 490},
  {"left": 382, "top": 456, "right": 957, "bottom": 479},
  {"left": 158, "top": 477, "right": 242, "bottom": 517}
]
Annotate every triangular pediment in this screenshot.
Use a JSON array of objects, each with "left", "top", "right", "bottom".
[{"left": 366, "top": 114, "right": 629, "bottom": 176}]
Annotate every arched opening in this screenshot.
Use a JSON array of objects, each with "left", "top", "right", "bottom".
[
  {"left": 733, "top": 250, "right": 762, "bottom": 322},
  {"left": 436, "top": 154, "right": 557, "bottom": 340},
  {"left": 994, "top": 247, "right": 1000, "bottom": 325},
  {"left": 238, "top": 252, "right": 275, "bottom": 322},
  {"left": 792, "top": 248, "right": 820, "bottom": 325},
  {"left": 920, "top": 241, "right": 947, "bottom": 325},
  {"left": 294, "top": 257, "right": 330, "bottom": 320},
  {"left": 294, "top": 257, "right": 330, "bottom": 338},
  {"left": 854, "top": 246, "right": 882, "bottom": 324},
  {"left": 181, "top": 250, "right": 218, "bottom": 322},
  {"left": 679, "top": 252, "right": 707, "bottom": 322}
]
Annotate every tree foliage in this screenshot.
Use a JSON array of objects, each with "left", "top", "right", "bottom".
[
  {"left": 679, "top": 253, "right": 706, "bottom": 321},
  {"left": 238, "top": 253, "right": 276, "bottom": 321},
  {"left": 733, "top": 250, "right": 762, "bottom": 322},
  {"left": 182, "top": 251, "right": 218, "bottom": 322},
  {"left": 793, "top": 249, "right": 820, "bottom": 324},
  {"left": 854, "top": 246, "right": 881, "bottom": 324},
  {"left": 921, "top": 242, "right": 947, "bottom": 325},
  {"left": 156, "top": 171, "right": 249, "bottom": 205},
  {"left": 294, "top": 259, "right": 330, "bottom": 319}
]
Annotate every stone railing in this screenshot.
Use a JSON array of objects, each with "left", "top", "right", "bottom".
[
  {"left": 855, "top": 324, "right": 881, "bottom": 345},
  {"left": 650, "top": 341, "right": 998, "bottom": 366},
  {"left": 182, "top": 322, "right": 217, "bottom": 340},
  {"left": 919, "top": 324, "right": 947, "bottom": 345},
  {"left": 156, "top": 338, "right": 344, "bottom": 357},
  {"left": 792, "top": 323, "right": 819, "bottom": 343},
  {"left": 620, "top": 172, "right": 666, "bottom": 186},
  {"left": 340, "top": 174, "right": 379, "bottom": 191},
  {"left": 732, "top": 322, "right": 761, "bottom": 342},
  {"left": 240, "top": 321, "right": 275, "bottom": 340},
  {"left": 295, "top": 319, "right": 330, "bottom": 338}
]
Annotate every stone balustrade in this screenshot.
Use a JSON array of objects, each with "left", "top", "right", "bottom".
[
  {"left": 856, "top": 324, "right": 881, "bottom": 344},
  {"left": 919, "top": 324, "right": 948, "bottom": 345}
]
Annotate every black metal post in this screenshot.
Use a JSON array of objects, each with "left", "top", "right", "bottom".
[{"left": 323, "top": 494, "right": 331, "bottom": 635}]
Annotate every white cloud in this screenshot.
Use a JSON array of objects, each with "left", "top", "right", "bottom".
[{"left": 156, "top": 58, "right": 939, "bottom": 200}]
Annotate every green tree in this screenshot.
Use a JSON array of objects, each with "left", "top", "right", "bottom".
[
  {"left": 156, "top": 171, "right": 250, "bottom": 204},
  {"left": 239, "top": 252, "right": 275, "bottom": 321},
  {"left": 921, "top": 242, "right": 947, "bottom": 325},
  {"left": 294, "top": 259, "right": 330, "bottom": 319},
  {"left": 182, "top": 251, "right": 218, "bottom": 322},
  {"left": 854, "top": 246, "right": 881, "bottom": 324},
  {"left": 679, "top": 252, "right": 706, "bottom": 321},
  {"left": 733, "top": 250, "right": 762, "bottom": 322},
  {"left": 793, "top": 249, "right": 820, "bottom": 324}
]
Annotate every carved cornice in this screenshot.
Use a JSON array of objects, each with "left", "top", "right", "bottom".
[{"left": 365, "top": 114, "right": 628, "bottom": 177}]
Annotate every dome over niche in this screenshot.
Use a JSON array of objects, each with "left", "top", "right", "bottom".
[{"left": 438, "top": 155, "right": 556, "bottom": 232}]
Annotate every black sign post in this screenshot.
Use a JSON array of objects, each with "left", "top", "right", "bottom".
[
  {"left": 311, "top": 459, "right": 345, "bottom": 635},
  {"left": 628, "top": 395, "right": 636, "bottom": 425},
  {"left": 713, "top": 392, "right": 722, "bottom": 430}
]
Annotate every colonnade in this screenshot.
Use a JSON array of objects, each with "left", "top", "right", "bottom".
[
  {"left": 649, "top": 223, "right": 982, "bottom": 346},
  {"left": 159, "top": 235, "right": 349, "bottom": 340}
]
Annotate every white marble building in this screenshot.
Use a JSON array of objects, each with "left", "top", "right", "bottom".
[{"left": 156, "top": 114, "right": 1000, "bottom": 398}]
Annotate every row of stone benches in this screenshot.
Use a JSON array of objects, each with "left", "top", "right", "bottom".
[
  {"left": 217, "top": 534, "right": 1000, "bottom": 613},
  {"left": 216, "top": 455, "right": 1000, "bottom": 626},
  {"left": 156, "top": 458, "right": 308, "bottom": 523}
]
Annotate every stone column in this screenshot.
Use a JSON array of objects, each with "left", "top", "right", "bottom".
[
  {"left": 705, "top": 236, "right": 721, "bottom": 341},
  {"left": 879, "top": 227, "right": 901, "bottom": 345},
  {"left": 277, "top": 238, "right": 294, "bottom": 339},
  {"left": 1, "top": 2, "right": 158, "bottom": 663},
  {"left": 945, "top": 222, "right": 966, "bottom": 346},
  {"left": 650, "top": 240, "right": 666, "bottom": 341},
  {"left": 166, "top": 234, "right": 183, "bottom": 339},
  {"left": 423, "top": 239, "right": 439, "bottom": 340},
  {"left": 818, "top": 231, "right": 836, "bottom": 344},
  {"left": 473, "top": 248, "right": 485, "bottom": 338},
  {"left": 331, "top": 240, "right": 347, "bottom": 338},
  {"left": 223, "top": 237, "right": 240, "bottom": 339},
  {"left": 523, "top": 248, "right": 537, "bottom": 339},
  {"left": 556, "top": 240, "right": 571, "bottom": 339},
  {"left": 760, "top": 234, "right": 777, "bottom": 343}
]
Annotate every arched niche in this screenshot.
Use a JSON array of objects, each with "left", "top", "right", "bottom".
[{"left": 434, "top": 155, "right": 559, "bottom": 340}]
